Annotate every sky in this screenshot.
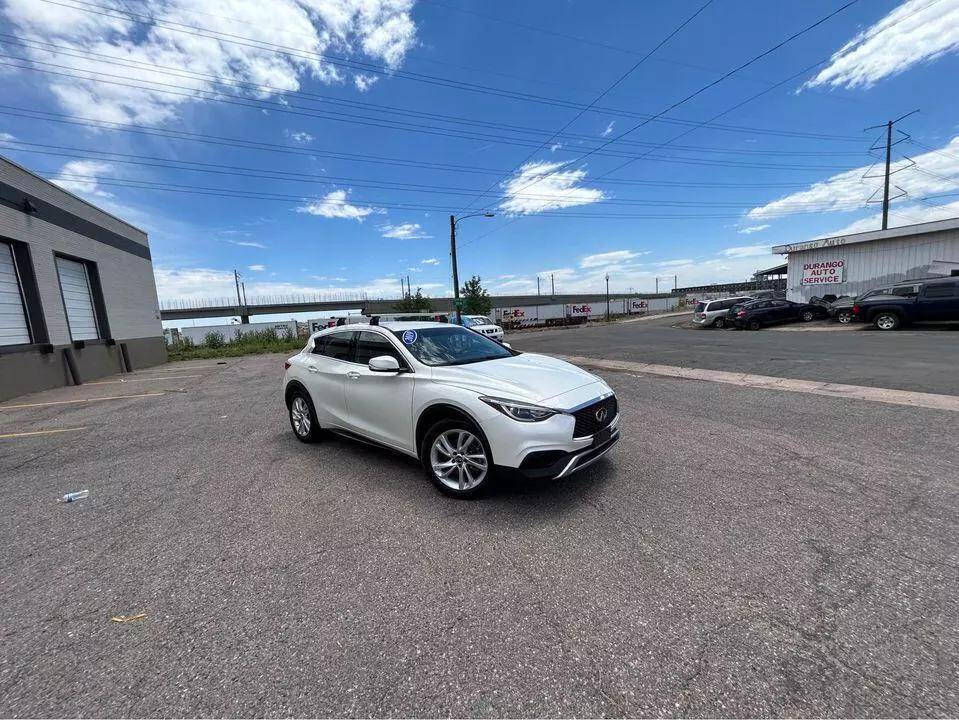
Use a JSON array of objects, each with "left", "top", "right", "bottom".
[{"left": 1, "top": 0, "right": 959, "bottom": 327}]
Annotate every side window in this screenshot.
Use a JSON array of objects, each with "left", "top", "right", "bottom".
[
  {"left": 323, "top": 332, "right": 353, "bottom": 360},
  {"left": 310, "top": 336, "right": 328, "bottom": 355},
  {"left": 923, "top": 283, "right": 957, "bottom": 298},
  {"left": 891, "top": 284, "right": 920, "bottom": 298},
  {"left": 354, "top": 331, "right": 404, "bottom": 366}
]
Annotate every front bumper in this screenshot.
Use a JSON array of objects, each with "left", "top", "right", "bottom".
[{"left": 510, "top": 426, "right": 620, "bottom": 479}]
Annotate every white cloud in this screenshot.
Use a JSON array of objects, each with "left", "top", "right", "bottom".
[
  {"left": 747, "top": 136, "right": 959, "bottom": 222},
  {"left": 580, "top": 250, "right": 640, "bottom": 268},
  {"left": 295, "top": 189, "right": 381, "bottom": 220},
  {"left": 379, "top": 222, "right": 431, "bottom": 239},
  {"left": 738, "top": 224, "right": 770, "bottom": 235},
  {"left": 420, "top": 257, "right": 439, "bottom": 265},
  {"left": 285, "top": 130, "right": 315, "bottom": 144},
  {"left": 248, "top": 264, "right": 265, "bottom": 271},
  {"left": 720, "top": 245, "right": 772, "bottom": 258},
  {"left": 228, "top": 240, "right": 268, "bottom": 248},
  {"left": 819, "top": 198, "right": 959, "bottom": 238},
  {"left": 1, "top": 0, "right": 418, "bottom": 125},
  {"left": 549, "top": 142, "right": 562, "bottom": 153},
  {"left": 803, "top": 0, "right": 959, "bottom": 90},
  {"left": 354, "top": 73, "right": 379, "bottom": 91},
  {"left": 601, "top": 120, "right": 615, "bottom": 137},
  {"left": 0, "top": 132, "right": 15, "bottom": 142},
  {"left": 49, "top": 159, "right": 114, "bottom": 198},
  {"left": 656, "top": 258, "right": 694, "bottom": 267},
  {"left": 154, "top": 266, "right": 444, "bottom": 302},
  {"left": 500, "top": 161, "right": 605, "bottom": 215}
]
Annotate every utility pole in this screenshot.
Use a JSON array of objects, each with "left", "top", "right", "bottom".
[
  {"left": 241, "top": 282, "right": 247, "bottom": 305},
  {"left": 865, "top": 110, "right": 918, "bottom": 231},
  {"left": 234, "top": 269, "right": 242, "bottom": 306},
  {"left": 655, "top": 277, "right": 659, "bottom": 294},
  {"left": 551, "top": 273, "right": 555, "bottom": 297},
  {"left": 605, "top": 273, "right": 610, "bottom": 322},
  {"left": 537, "top": 276, "right": 540, "bottom": 297},
  {"left": 674, "top": 275, "right": 677, "bottom": 291},
  {"left": 407, "top": 275, "right": 412, "bottom": 299},
  {"left": 450, "top": 215, "right": 462, "bottom": 324},
  {"left": 399, "top": 277, "right": 405, "bottom": 299},
  {"left": 882, "top": 119, "right": 892, "bottom": 230}
]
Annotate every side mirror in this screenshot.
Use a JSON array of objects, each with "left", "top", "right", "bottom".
[{"left": 369, "top": 355, "right": 401, "bottom": 373}]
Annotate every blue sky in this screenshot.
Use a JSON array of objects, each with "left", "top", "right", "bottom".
[{"left": 2, "top": 0, "right": 959, "bottom": 324}]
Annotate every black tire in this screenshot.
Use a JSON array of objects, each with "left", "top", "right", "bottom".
[
  {"left": 873, "top": 312, "right": 901, "bottom": 331},
  {"left": 421, "top": 418, "right": 493, "bottom": 499},
  {"left": 836, "top": 310, "right": 852, "bottom": 324},
  {"left": 288, "top": 389, "right": 321, "bottom": 443},
  {"left": 801, "top": 310, "right": 815, "bottom": 322},
  {"left": 747, "top": 319, "right": 761, "bottom": 331},
  {"left": 713, "top": 317, "right": 725, "bottom": 329}
]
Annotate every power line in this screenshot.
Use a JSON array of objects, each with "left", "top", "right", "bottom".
[
  {"left": 457, "top": 0, "right": 716, "bottom": 213},
  {"left": 481, "top": 0, "right": 863, "bottom": 208},
  {"left": 28, "top": 0, "right": 866, "bottom": 143}
]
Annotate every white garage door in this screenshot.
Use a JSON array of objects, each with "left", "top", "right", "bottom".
[
  {"left": 56, "top": 256, "right": 100, "bottom": 341},
  {"left": 0, "top": 242, "right": 31, "bottom": 345}
]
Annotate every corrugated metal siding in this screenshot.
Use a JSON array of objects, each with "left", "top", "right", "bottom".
[
  {"left": 55, "top": 256, "right": 99, "bottom": 340},
  {"left": 0, "top": 241, "right": 30, "bottom": 344},
  {"left": 785, "top": 228, "right": 959, "bottom": 302}
]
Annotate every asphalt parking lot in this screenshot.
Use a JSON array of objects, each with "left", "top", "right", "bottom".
[{"left": 1, "top": 343, "right": 957, "bottom": 717}]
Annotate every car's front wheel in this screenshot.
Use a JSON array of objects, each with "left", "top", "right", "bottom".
[
  {"left": 801, "top": 309, "right": 816, "bottom": 322},
  {"left": 423, "top": 419, "right": 492, "bottom": 498},
  {"left": 874, "top": 312, "right": 901, "bottom": 331},
  {"left": 289, "top": 390, "right": 321, "bottom": 443}
]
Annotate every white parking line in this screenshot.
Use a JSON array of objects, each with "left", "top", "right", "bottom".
[
  {"left": 560, "top": 355, "right": 959, "bottom": 413},
  {"left": 86, "top": 374, "right": 203, "bottom": 385},
  {"left": 0, "top": 393, "right": 166, "bottom": 410},
  {"left": 0, "top": 427, "right": 88, "bottom": 439}
]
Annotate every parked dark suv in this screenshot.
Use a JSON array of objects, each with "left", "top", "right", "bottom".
[
  {"left": 728, "top": 299, "right": 823, "bottom": 330},
  {"left": 853, "top": 277, "right": 959, "bottom": 330}
]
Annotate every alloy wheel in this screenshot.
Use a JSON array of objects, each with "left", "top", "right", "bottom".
[
  {"left": 430, "top": 429, "right": 488, "bottom": 491},
  {"left": 877, "top": 314, "right": 897, "bottom": 330},
  {"left": 837, "top": 312, "right": 852, "bottom": 323},
  {"left": 291, "top": 396, "right": 312, "bottom": 437}
]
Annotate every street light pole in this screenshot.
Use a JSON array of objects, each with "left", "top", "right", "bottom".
[
  {"left": 605, "top": 273, "right": 610, "bottom": 322},
  {"left": 449, "top": 212, "right": 494, "bottom": 324}
]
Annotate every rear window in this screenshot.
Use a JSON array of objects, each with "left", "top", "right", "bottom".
[{"left": 695, "top": 302, "right": 706, "bottom": 313}]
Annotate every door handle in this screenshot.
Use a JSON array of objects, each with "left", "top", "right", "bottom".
[
  {"left": 347, "top": 371, "right": 361, "bottom": 380},
  {"left": 307, "top": 365, "right": 319, "bottom": 374}
]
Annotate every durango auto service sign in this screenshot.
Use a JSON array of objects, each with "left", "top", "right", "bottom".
[{"left": 801, "top": 259, "right": 846, "bottom": 285}]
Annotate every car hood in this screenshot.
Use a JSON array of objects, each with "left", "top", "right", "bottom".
[{"left": 429, "top": 353, "right": 606, "bottom": 406}]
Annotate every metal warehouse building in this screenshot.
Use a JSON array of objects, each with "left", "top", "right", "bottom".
[
  {"left": 0, "top": 155, "right": 166, "bottom": 402},
  {"left": 773, "top": 218, "right": 959, "bottom": 303}
]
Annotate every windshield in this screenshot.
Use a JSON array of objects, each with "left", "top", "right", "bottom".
[
  {"left": 394, "top": 326, "right": 512, "bottom": 366},
  {"left": 470, "top": 316, "right": 493, "bottom": 326}
]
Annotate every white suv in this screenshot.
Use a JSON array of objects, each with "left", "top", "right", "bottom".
[
  {"left": 283, "top": 322, "right": 619, "bottom": 498},
  {"left": 459, "top": 314, "right": 504, "bottom": 340}
]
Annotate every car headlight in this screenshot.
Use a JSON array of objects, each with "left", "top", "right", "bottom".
[{"left": 479, "top": 396, "right": 557, "bottom": 422}]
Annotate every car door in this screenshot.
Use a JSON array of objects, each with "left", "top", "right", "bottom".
[
  {"left": 344, "top": 329, "right": 416, "bottom": 452},
  {"left": 302, "top": 331, "right": 353, "bottom": 428},
  {"left": 916, "top": 281, "right": 959, "bottom": 321}
]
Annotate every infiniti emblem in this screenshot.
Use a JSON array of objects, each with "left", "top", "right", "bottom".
[{"left": 594, "top": 407, "right": 608, "bottom": 423}]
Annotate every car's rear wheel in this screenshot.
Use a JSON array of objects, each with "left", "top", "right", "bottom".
[
  {"left": 289, "top": 391, "right": 321, "bottom": 443},
  {"left": 874, "top": 312, "right": 901, "bottom": 331},
  {"left": 801, "top": 309, "right": 815, "bottom": 322},
  {"left": 747, "top": 319, "right": 761, "bottom": 331},
  {"left": 836, "top": 310, "right": 852, "bottom": 323},
  {"left": 423, "top": 419, "right": 492, "bottom": 498},
  {"left": 713, "top": 317, "right": 725, "bottom": 329}
]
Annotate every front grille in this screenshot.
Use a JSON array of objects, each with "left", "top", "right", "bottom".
[{"left": 572, "top": 394, "right": 617, "bottom": 438}]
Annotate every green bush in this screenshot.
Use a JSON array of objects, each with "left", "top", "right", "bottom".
[{"left": 204, "top": 331, "right": 225, "bottom": 348}]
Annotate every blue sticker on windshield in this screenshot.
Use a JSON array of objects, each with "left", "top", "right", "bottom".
[{"left": 402, "top": 330, "right": 417, "bottom": 345}]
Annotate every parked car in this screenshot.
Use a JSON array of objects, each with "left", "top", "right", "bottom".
[
  {"left": 853, "top": 277, "right": 959, "bottom": 330},
  {"left": 727, "top": 299, "right": 824, "bottom": 330},
  {"left": 453, "top": 313, "right": 505, "bottom": 340},
  {"left": 692, "top": 296, "right": 754, "bottom": 328},
  {"left": 828, "top": 288, "right": 893, "bottom": 323},
  {"left": 283, "top": 322, "right": 619, "bottom": 498}
]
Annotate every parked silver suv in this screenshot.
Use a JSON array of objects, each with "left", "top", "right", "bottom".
[{"left": 693, "top": 296, "right": 755, "bottom": 328}]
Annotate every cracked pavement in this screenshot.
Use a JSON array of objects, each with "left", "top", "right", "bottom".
[{"left": 0, "top": 351, "right": 957, "bottom": 717}]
